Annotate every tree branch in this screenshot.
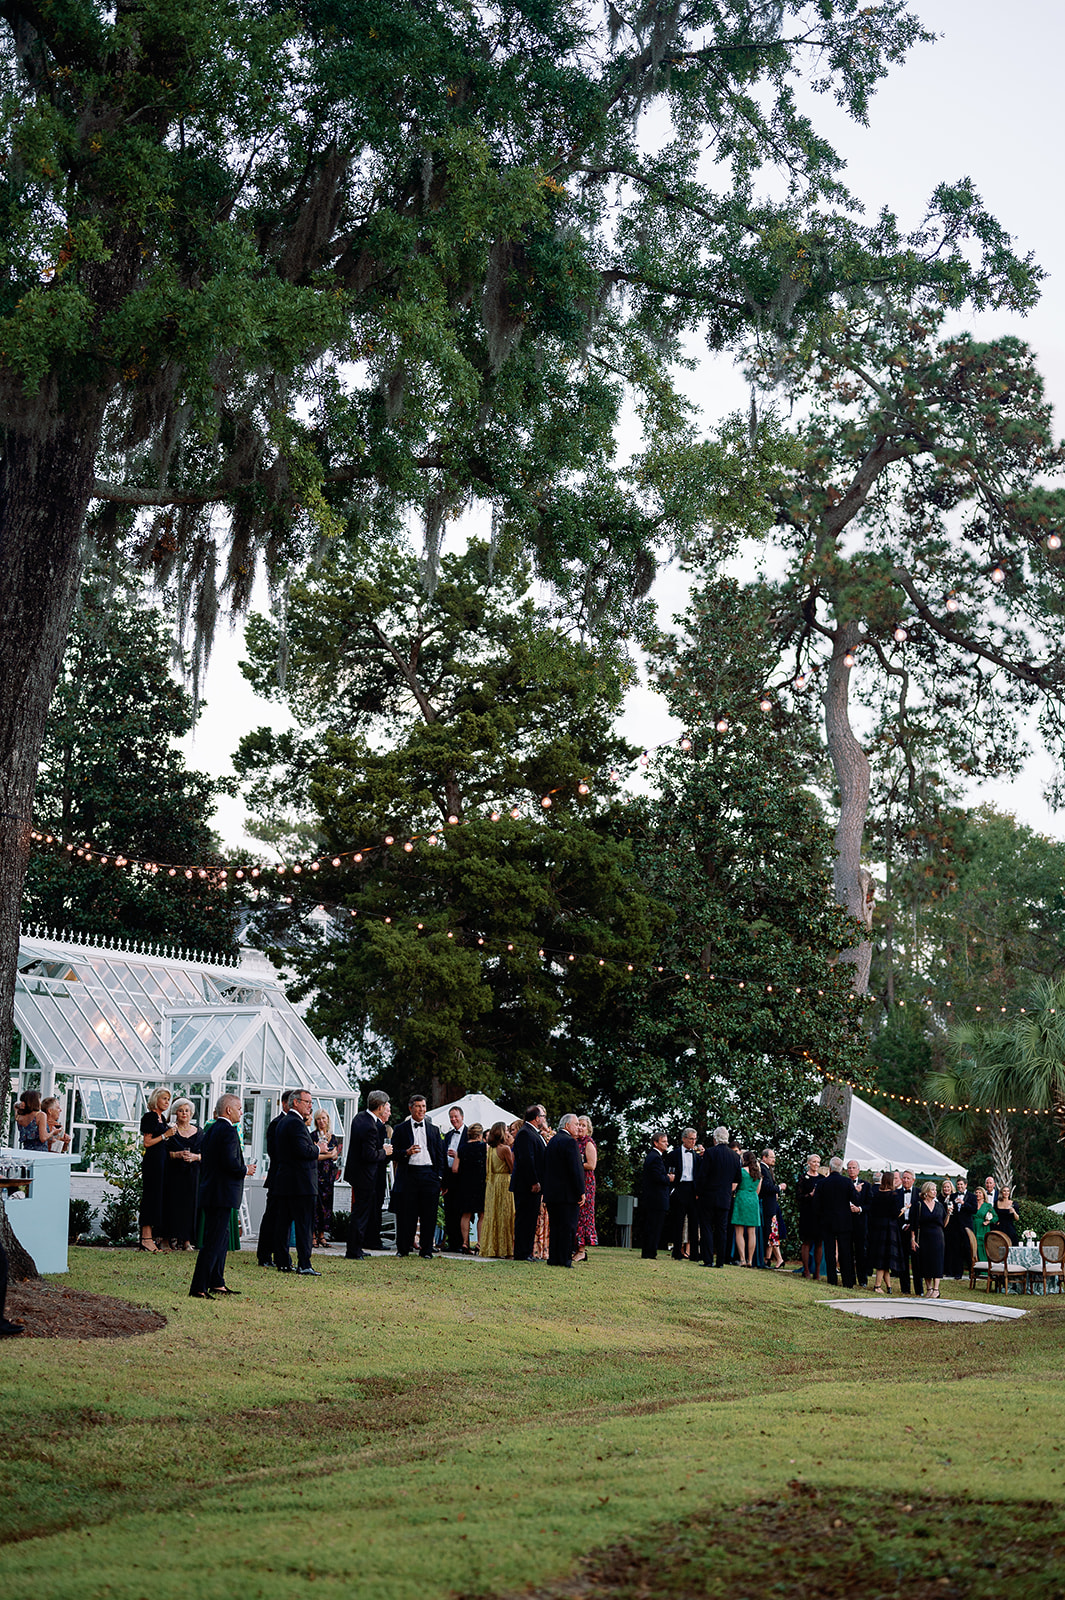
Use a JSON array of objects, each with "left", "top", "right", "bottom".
[{"left": 891, "top": 566, "right": 1065, "bottom": 694}]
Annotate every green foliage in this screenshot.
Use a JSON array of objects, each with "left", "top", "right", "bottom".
[
  {"left": 1015, "top": 1196, "right": 1065, "bottom": 1237},
  {"left": 91, "top": 1124, "right": 142, "bottom": 1242},
  {"left": 21, "top": 573, "right": 242, "bottom": 955},
  {"left": 596, "top": 577, "right": 867, "bottom": 1162},
  {"left": 235, "top": 537, "right": 663, "bottom": 1106},
  {"left": 67, "top": 1196, "right": 94, "bottom": 1242}
]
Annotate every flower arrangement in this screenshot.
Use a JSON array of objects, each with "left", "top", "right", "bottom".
[{"left": 1021, "top": 1228, "right": 1037, "bottom": 1248}]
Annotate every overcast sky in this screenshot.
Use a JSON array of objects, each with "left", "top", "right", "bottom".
[{"left": 183, "top": 1, "right": 1065, "bottom": 851}]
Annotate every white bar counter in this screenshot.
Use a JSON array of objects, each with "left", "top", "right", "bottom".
[{"left": 0, "top": 1150, "right": 78, "bottom": 1273}]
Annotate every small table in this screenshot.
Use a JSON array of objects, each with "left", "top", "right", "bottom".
[{"left": 1007, "top": 1244, "right": 1044, "bottom": 1292}]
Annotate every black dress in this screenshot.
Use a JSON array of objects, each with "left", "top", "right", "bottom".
[
  {"left": 315, "top": 1135, "right": 340, "bottom": 1239},
  {"left": 139, "top": 1111, "right": 170, "bottom": 1232},
  {"left": 993, "top": 1204, "right": 1019, "bottom": 1246},
  {"left": 459, "top": 1140, "right": 487, "bottom": 1215},
  {"left": 163, "top": 1128, "right": 204, "bottom": 1245},
  {"left": 913, "top": 1199, "right": 946, "bottom": 1280},
  {"left": 942, "top": 1195, "right": 963, "bottom": 1277},
  {"left": 797, "top": 1172, "right": 823, "bottom": 1243},
  {"left": 867, "top": 1189, "right": 903, "bottom": 1273}
]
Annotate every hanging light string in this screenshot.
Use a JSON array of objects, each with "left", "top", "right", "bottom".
[{"left": 814, "top": 1066, "right": 1055, "bottom": 1119}]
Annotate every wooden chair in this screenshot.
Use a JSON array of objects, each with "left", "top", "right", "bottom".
[
  {"left": 965, "top": 1227, "right": 979, "bottom": 1290},
  {"left": 1038, "top": 1230, "right": 1065, "bottom": 1295},
  {"left": 984, "top": 1229, "right": 1028, "bottom": 1294}
]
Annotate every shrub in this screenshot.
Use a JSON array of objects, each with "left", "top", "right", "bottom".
[
  {"left": 1016, "top": 1197, "right": 1064, "bottom": 1239},
  {"left": 99, "top": 1191, "right": 139, "bottom": 1243},
  {"left": 68, "top": 1197, "right": 94, "bottom": 1241},
  {"left": 330, "top": 1210, "right": 350, "bottom": 1242}
]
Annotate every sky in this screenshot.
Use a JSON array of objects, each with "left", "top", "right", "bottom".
[{"left": 182, "top": 1, "right": 1065, "bottom": 851}]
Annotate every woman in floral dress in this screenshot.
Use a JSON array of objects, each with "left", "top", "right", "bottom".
[{"left": 573, "top": 1115, "right": 598, "bottom": 1263}]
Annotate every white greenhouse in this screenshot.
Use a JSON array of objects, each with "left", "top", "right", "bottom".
[{"left": 8, "top": 925, "right": 356, "bottom": 1167}]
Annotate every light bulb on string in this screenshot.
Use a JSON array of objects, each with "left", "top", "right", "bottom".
[
  {"left": 945, "top": 593, "right": 960, "bottom": 613},
  {"left": 510, "top": 807, "right": 520, "bottom": 820},
  {"left": 403, "top": 842, "right": 414, "bottom": 852},
  {"left": 332, "top": 857, "right": 341, "bottom": 867},
  {"left": 715, "top": 717, "right": 729, "bottom": 732},
  {"left": 893, "top": 625, "right": 908, "bottom": 643},
  {"left": 353, "top": 853, "right": 362, "bottom": 863},
  {"left": 990, "top": 565, "right": 1006, "bottom": 584},
  {"left": 794, "top": 673, "right": 807, "bottom": 689},
  {"left": 679, "top": 738, "right": 692, "bottom": 750},
  {"left": 759, "top": 696, "right": 772, "bottom": 712},
  {"left": 577, "top": 783, "right": 590, "bottom": 795},
  {"left": 842, "top": 651, "right": 856, "bottom": 668},
  {"left": 1048, "top": 533, "right": 1062, "bottom": 550},
  {"left": 384, "top": 835, "right": 394, "bottom": 845},
  {"left": 540, "top": 796, "right": 552, "bottom": 808}
]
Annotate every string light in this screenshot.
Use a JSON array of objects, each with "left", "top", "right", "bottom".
[
  {"left": 945, "top": 593, "right": 960, "bottom": 613},
  {"left": 893, "top": 625, "right": 908, "bottom": 643},
  {"left": 842, "top": 651, "right": 856, "bottom": 668},
  {"left": 759, "top": 696, "right": 772, "bottom": 712},
  {"left": 1048, "top": 533, "right": 1062, "bottom": 551},
  {"left": 990, "top": 565, "right": 1006, "bottom": 584}
]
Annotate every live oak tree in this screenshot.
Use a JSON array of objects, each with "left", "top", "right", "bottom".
[
  {"left": 595, "top": 578, "right": 866, "bottom": 1170},
  {"left": 0, "top": 0, "right": 1040, "bottom": 1122},
  {"left": 234, "top": 539, "right": 664, "bottom": 1106},
  {"left": 750, "top": 304, "right": 1065, "bottom": 1015},
  {"left": 22, "top": 575, "right": 241, "bottom": 957}
]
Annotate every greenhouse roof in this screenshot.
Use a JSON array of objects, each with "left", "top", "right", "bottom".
[{"left": 15, "top": 926, "right": 350, "bottom": 1098}]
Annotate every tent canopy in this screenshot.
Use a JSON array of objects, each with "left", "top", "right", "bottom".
[
  {"left": 427, "top": 1091, "right": 517, "bottom": 1132},
  {"left": 846, "top": 1093, "right": 966, "bottom": 1177}
]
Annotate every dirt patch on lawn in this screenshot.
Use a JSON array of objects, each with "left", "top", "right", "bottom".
[
  {"left": 478, "top": 1488, "right": 1065, "bottom": 1600},
  {"left": 5, "top": 1280, "right": 166, "bottom": 1339}
]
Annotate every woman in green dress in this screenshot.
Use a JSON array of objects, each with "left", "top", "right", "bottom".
[
  {"left": 732, "top": 1151, "right": 762, "bottom": 1267},
  {"left": 972, "top": 1185, "right": 997, "bottom": 1263}
]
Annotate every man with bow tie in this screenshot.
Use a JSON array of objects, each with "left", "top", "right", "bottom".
[{"left": 392, "top": 1094, "right": 447, "bottom": 1258}]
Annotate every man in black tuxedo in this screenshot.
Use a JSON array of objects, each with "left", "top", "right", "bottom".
[
  {"left": 897, "top": 1168, "right": 922, "bottom": 1295},
  {"left": 641, "top": 1131, "right": 672, "bottom": 1259},
  {"left": 543, "top": 1114, "right": 585, "bottom": 1266},
  {"left": 190, "top": 1094, "right": 247, "bottom": 1299},
  {"left": 846, "top": 1159, "right": 873, "bottom": 1286},
  {"left": 343, "top": 1089, "right": 393, "bottom": 1259},
  {"left": 669, "top": 1127, "right": 701, "bottom": 1261},
  {"left": 697, "top": 1126, "right": 741, "bottom": 1267},
  {"left": 759, "top": 1148, "right": 784, "bottom": 1267},
  {"left": 272, "top": 1087, "right": 321, "bottom": 1275},
  {"left": 257, "top": 1088, "right": 293, "bottom": 1266},
  {"left": 441, "top": 1105, "right": 469, "bottom": 1253},
  {"left": 510, "top": 1103, "right": 548, "bottom": 1261},
  {"left": 392, "top": 1094, "right": 447, "bottom": 1257},
  {"left": 818, "top": 1155, "right": 861, "bottom": 1287}
]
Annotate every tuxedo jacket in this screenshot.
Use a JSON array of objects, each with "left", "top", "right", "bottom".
[
  {"left": 442, "top": 1124, "right": 469, "bottom": 1187},
  {"left": 198, "top": 1117, "right": 247, "bottom": 1210},
  {"left": 851, "top": 1178, "right": 874, "bottom": 1220},
  {"left": 263, "top": 1110, "right": 285, "bottom": 1190},
  {"left": 392, "top": 1117, "right": 447, "bottom": 1189},
  {"left": 271, "top": 1110, "right": 320, "bottom": 1197},
  {"left": 510, "top": 1122, "right": 546, "bottom": 1196},
  {"left": 697, "top": 1143, "right": 741, "bottom": 1205},
  {"left": 543, "top": 1132, "right": 585, "bottom": 1206},
  {"left": 817, "top": 1170, "right": 857, "bottom": 1234},
  {"left": 344, "top": 1110, "right": 388, "bottom": 1192},
  {"left": 642, "top": 1149, "right": 671, "bottom": 1207},
  {"left": 670, "top": 1146, "right": 699, "bottom": 1188},
  {"left": 759, "top": 1163, "right": 781, "bottom": 1210}
]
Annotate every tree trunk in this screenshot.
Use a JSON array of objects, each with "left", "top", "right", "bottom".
[
  {"left": 819, "top": 622, "right": 874, "bottom": 1149},
  {"left": 987, "top": 1111, "right": 1013, "bottom": 1192},
  {"left": 0, "top": 1194, "right": 38, "bottom": 1280},
  {"left": 0, "top": 406, "right": 104, "bottom": 1151}
]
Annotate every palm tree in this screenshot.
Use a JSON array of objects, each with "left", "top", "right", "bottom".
[
  {"left": 1001, "top": 977, "right": 1065, "bottom": 1145},
  {"left": 926, "top": 1022, "right": 1017, "bottom": 1191}
]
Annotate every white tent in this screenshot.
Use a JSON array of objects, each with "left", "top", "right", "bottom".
[
  {"left": 845, "top": 1093, "right": 966, "bottom": 1177},
  {"left": 427, "top": 1091, "right": 517, "bottom": 1132}
]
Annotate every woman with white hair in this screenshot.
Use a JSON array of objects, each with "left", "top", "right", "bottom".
[{"left": 163, "top": 1098, "right": 203, "bottom": 1249}]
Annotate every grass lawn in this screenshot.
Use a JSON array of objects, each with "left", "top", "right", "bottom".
[{"left": 2, "top": 1247, "right": 1064, "bottom": 1599}]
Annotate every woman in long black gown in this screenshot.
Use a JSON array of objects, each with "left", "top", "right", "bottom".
[
  {"left": 868, "top": 1171, "right": 903, "bottom": 1294},
  {"left": 139, "top": 1087, "right": 174, "bottom": 1251},
  {"left": 163, "top": 1098, "right": 203, "bottom": 1249},
  {"left": 912, "top": 1181, "right": 946, "bottom": 1299},
  {"left": 940, "top": 1178, "right": 962, "bottom": 1279},
  {"left": 993, "top": 1185, "right": 1020, "bottom": 1246}
]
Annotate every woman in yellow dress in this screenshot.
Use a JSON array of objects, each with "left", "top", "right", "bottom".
[{"left": 479, "top": 1123, "right": 515, "bottom": 1258}]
